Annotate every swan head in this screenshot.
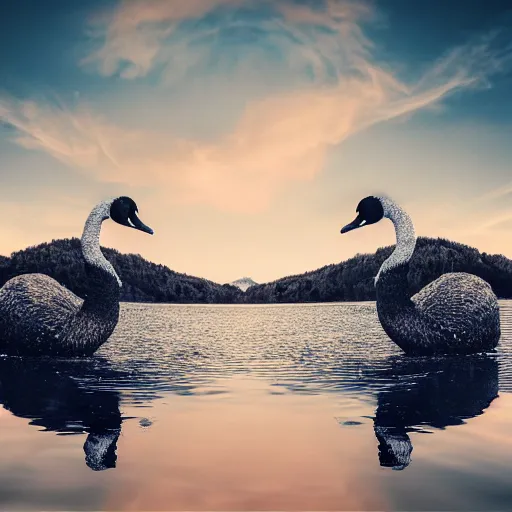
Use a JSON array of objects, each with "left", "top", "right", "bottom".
[
  {"left": 84, "top": 430, "right": 120, "bottom": 471},
  {"left": 110, "top": 196, "right": 154, "bottom": 235},
  {"left": 374, "top": 427, "right": 412, "bottom": 470},
  {"left": 340, "top": 196, "right": 384, "bottom": 234}
]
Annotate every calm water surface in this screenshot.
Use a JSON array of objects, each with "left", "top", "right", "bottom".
[{"left": 1, "top": 301, "right": 512, "bottom": 511}]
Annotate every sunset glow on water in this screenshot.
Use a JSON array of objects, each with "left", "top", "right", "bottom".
[{"left": 0, "top": 301, "right": 511, "bottom": 510}]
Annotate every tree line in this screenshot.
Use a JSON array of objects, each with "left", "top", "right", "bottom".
[
  {"left": 0, "top": 237, "right": 511, "bottom": 303},
  {"left": 0, "top": 238, "right": 241, "bottom": 303},
  {"left": 243, "top": 237, "right": 512, "bottom": 303}
]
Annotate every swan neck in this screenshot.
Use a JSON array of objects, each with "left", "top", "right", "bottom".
[
  {"left": 80, "top": 200, "right": 121, "bottom": 288},
  {"left": 375, "top": 198, "right": 416, "bottom": 283}
]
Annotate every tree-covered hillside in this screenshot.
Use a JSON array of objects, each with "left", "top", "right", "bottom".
[
  {"left": 0, "top": 237, "right": 511, "bottom": 303},
  {"left": 243, "top": 237, "right": 512, "bottom": 303},
  {"left": 0, "top": 238, "right": 241, "bottom": 303}
]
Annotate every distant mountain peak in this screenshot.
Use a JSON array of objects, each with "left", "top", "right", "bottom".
[{"left": 230, "top": 277, "right": 258, "bottom": 292}]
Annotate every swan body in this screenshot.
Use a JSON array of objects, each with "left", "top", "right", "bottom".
[
  {"left": 341, "top": 195, "right": 500, "bottom": 355},
  {"left": 0, "top": 196, "right": 153, "bottom": 357}
]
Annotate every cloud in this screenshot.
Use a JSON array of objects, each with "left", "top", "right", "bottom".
[
  {"left": 1, "top": 1, "right": 511, "bottom": 212},
  {"left": 477, "top": 182, "right": 512, "bottom": 203},
  {"left": 0, "top": 78, "right": 475, "bottom": 212},
  {"left": 0, "top": 98, "right": 125, "bottom": 173},
  {"left": 83, "top": 0, "right": 244, "bottom": 79},
  {"left": 473, "top": 210, "right": 512, "bottom": 232},
  {"left": 82, "top": 0, "right": 379, "bottom": 85}
]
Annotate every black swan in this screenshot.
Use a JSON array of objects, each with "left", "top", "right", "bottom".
[
  {"left": 0, "top": 196, "right": 153, "bottom": 356},
  {"left": 341, "top": 195, "right": 500, "bottom": 355}
]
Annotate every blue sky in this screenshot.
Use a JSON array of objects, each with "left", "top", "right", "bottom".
[{"left": 0, "top": 0, "right": 511, "bottom": 283}]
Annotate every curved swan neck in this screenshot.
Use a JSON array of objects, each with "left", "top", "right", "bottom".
[
  {"left": 375, "top": 197, "right": 416, "bottom": 283},
  {"left": 81, "top": 199, "right": 122, "bottom": 288}
]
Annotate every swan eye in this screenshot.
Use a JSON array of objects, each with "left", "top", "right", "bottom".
[
  {"left": 359, "top": 219, "right": 367, "bottom": 226},
  {"left": 127, "top": 218, "right": 136, "bottom": 228}
]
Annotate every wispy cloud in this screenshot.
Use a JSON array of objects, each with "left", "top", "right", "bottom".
[
  {"left": 477, "top": 182, "right": 512, "bottom": 203},
  {"left": 83, "top": 0, "right": 374, "bottom": 83},
  {"left": 472, "top": 210, "right": 512, "bottom": 232},
  {"left": 83, "top": 0, "right": 244, "bottom": 79},
  {"left": 1, "top": 0, "right": 511, "bottom": 212},
  {"left": 0, "top": 97, "right": 128, "bottom": 176}
]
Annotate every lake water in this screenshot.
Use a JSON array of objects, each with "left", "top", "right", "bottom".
[{"left": 1, "top": 301, "right": 511, "bottom": 511}]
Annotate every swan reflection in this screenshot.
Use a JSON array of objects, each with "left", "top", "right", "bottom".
[
  {"left": 373, "top": 355, "right": 499, "bottom": 470},
  {"left": 0, "top": 357, "right": 123, "bottom": 471}
]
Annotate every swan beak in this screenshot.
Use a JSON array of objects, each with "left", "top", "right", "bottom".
[
  {"left": 341, "top": 215, "right": 363, "bottom": 234},
  {"left": 129, "top": 212, "right": 154, "bottom": 235}
]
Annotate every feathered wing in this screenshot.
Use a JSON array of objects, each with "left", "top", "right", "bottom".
[
  {"left": 411, "top": 272, "right": 500, "bottom": 351},
  {"left": 412, "top": 272, "right": 497, "bottom": 319},
  {"left": 0, "top": 274, "right": 82, "bottom": 354}
]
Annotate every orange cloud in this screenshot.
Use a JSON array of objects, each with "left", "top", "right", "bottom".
[
  {"left": 1, "top": 2, "right": 511, "bottom": 213},
  {"left": 83, "top": 0, "right": 380, "bottom": 85},
  {"left": 477, "top": 182, "right": 512, "bottom": 203},
  {"left": 0, "top": 72, "right": 477, "bottom": 213},
  {"left": 83, "top": 0, "right": 245, "bottom": 78},
  {"left": 472, "top": 210, "right": 512, "bottom": 233}
]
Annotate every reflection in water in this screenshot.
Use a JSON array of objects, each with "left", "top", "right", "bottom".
[
  {"left": 0, "top": 357, "right": 122, "bottom": 471},
  {"left": 0, "top": 301, "right": 510, "bottom": 510},
  {"left": 373, "top": 355, "right": 499, "bottom": 470}
]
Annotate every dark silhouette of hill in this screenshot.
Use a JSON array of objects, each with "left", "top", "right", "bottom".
[
  {"left": 243, "top": 237, "right": 512, "bottom": 303},
  {"left": 0, "top": 237, "right": 511, "bottom": 303},
  {"left": 0, "top": 238, "right": 241, "bottom": 304}
]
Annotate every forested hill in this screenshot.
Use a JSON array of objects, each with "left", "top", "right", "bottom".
[
  {"left": 0, "top": 237, "right": 511, "bottom": 303},
  {"left": 0, "top": 238, "right": 241, "bottom": 303},
  {"left": 243, "top": 237, "right": 512, "bottom": 303}
]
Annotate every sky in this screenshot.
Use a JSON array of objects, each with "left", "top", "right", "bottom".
[{"left": 0, "top": 0, "right": 512, "bottom": 284}]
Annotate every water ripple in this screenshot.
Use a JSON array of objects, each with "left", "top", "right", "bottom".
[{"left": 77, "top": 300, "right": 512, "bottom": 401}]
